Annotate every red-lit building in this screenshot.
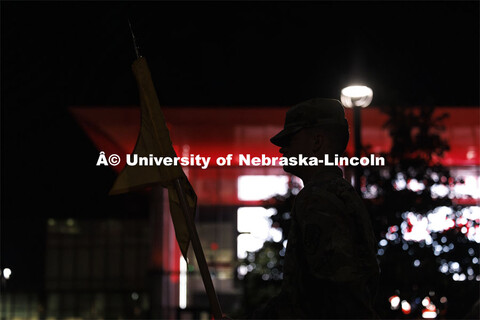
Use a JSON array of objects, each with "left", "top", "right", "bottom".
[
  {"left": 6, "top": 106, "right": 475, "bottom": 319},
  {"left": 66, "top": 105, "right": 479, "bottom": 318},
  {"left": 71, "top": 106, "right": 480, "bottom": 203}
]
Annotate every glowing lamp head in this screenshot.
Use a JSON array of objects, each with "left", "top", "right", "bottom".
[
  {"left": 341, "top": 85, "right": 373, "bottom": 108},
  {"left": 3, "top": 268, "right": 11, "bottom": 279}
]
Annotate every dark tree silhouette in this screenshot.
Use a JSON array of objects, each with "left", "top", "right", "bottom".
[{"left": 364, "top": 105, "right": 479, "bottom": 319}]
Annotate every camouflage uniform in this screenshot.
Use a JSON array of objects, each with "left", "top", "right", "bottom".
[
  {"left": 257, "top": 166, "right": 379, "bottom": 319},
  {"left": 258, "top": 98, "right": 380, "bottom": 319}
]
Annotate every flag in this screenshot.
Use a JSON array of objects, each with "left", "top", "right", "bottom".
[{"left": 110, "top": 57, "right": 196, "bottom": 260}]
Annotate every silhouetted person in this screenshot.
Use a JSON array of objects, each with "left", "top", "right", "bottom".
[{"left": 255, "top": 98, "right": 379, "bottom": 319}]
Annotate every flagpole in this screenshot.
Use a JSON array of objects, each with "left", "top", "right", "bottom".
[
  {"left": 128, "top": 19, "right": 140, "bottom": 59},
  {"left": 127, "top": 21, "right": 223, "bottom": 319},
  {"left": 174, "top": 178, "right": 223, "bottom": 319}
]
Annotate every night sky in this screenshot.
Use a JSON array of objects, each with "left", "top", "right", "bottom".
[{"left": 1, "top": 1, "right": 479, "bottom": 288}]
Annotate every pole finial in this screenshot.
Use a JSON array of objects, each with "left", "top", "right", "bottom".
[{"left": 128, "top": 19, "right": 140, "bottom": 59}]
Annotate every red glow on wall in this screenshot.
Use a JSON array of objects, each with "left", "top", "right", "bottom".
[{"left": 70, "top": 105, "right": 479, "bottom": 205}]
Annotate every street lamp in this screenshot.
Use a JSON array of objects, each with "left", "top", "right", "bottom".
[
  {"left": 341, "top": 85, "right": 373, "bottom": 194},
  {"left": 1, "top": 267, "right": 12, "bottom": 294},
  {"left": 2, "top": 268, "right": 12, "bottom": 280}
]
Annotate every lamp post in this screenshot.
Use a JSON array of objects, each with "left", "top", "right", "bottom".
[{"left": 340, "top": 85, "right": 373, "bottom": 195}]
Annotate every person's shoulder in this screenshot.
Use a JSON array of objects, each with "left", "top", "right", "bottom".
[
  {"left": 302, "top": 176, "right": 367, "bottom": 215},
  {"left": 300, "top": 177, "right": 351, "bottom": 214},
  {"left": 324, "top": 176, "right": 356, "bottom": 196},
  {"left": 320, "top": 177, "right": 373, "bottom": 230}
]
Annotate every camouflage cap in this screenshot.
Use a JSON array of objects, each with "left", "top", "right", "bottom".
[{"left": 271, "top": 98, "right": 349, "bottom": 147}]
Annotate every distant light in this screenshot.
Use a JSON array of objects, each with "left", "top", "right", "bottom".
[
  {"left": 456, "top": 216, "right": 468, "bottom": 226},
  {"left": 386, "top": 232, "right": 398, "bottom": 241},
  {"left": 270, "top": 228, "right": 283, "bottom": 242},
  {"left": 408, "top": 179, "right": 425, "bottom": 192},
  {"left": 422, "top": 297, "right": 431, "bottom": 307},
  {"left": 454, "top": 176, "right": 480, "bottom": 199},
  {"left": 399, "top": 205, "right": 480, "bottom": 244},
  {"left": 467, "top": 267, "right": 474, "bottom": 276},
  {"left": 379, "top": 239, "right": 388, "bottom": 247},
  {"left": 389, "top": 295, "right": 400, "bottom": 310},
  {"left": 446, "top": 219, "right": 455, "bottom": 229},
  {"left": 464, "top": 206, "right": 480, "bottom": 220},
  {"left": 131, "top": 292, "right": 139, "bottom": 301},
  {"left": 179, "top": 257, "right": 187, "bottom": 309},
  {"left": 402, "top": 212, "right": 431, "bottom": 242},
  {"left": 401, "top": 300, "right": 411, "bottom": 314},
  {"left": 466, "top": 225, "right": 480, "bottom": 243},
  {"left": 430, "top": 184, "right": 450, "bottom": 198},
  {"left": 210, "top": 242, "right": 219, "bottom": 251},
  {"left": 3, "top": 268, "right": 11, "bottom": 280},
  {"left": 237, "top": 207, "right": 277, "bottom": 258},
  {"left": 466, "top": 150, "right": 476, "bottom": 160},
  {"left": 428, "top": 207, "right": 454, "bottom": 232},
  {"left": 389, "top": 225, "right": 399, "bottom": 233},
  {"left": 439, "top": 263, "right": 448, "bottom": 274},
  {"left": 237, "top": 207, "right": 273, "bottom": 235},
  {"left": 237, "top": 234, "right": 264, "bottom": 259},
  {"left": 414, "top": 259, "right": 421, "bottom": 267},
  {"left": 237, "top": 265, "right": 248, "bottom": 277},
  {"left": 341, "top": 86, "right": 373, "bottom": 108},
  {"left": 422, "top": 310, "right": 437, "bottom": 319},
  {"left": 394, "top": 174, "right": 407, "bottom": 190},
  {"left": 423, "top": 303, "right": 437, "bottom": 319},
  {"left": 237, "top": 175, "right": 289, "bottom": 201},
  {"left": 440, "top": 296, "right": 448, "bottom": 304},
  {"left": 450, "top": 262, "right": 460, "bottom": 272},
  {"left": 66, "top": 218, "right": 75, "bottom": 227}
]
